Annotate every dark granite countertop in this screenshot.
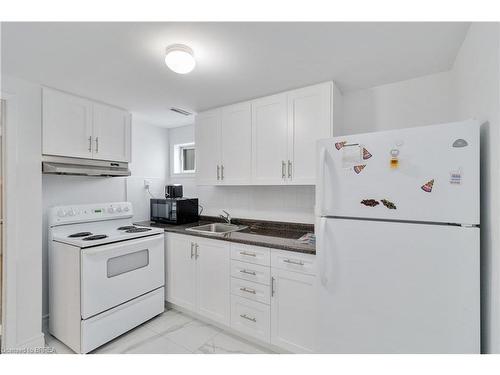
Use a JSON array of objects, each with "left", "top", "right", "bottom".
[{"left": 134, "top": 216, "right": 316, "bottom": 255}]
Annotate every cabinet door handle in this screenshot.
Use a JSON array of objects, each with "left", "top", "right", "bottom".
[
  {"left": 281, "top": 160, "right": 286, "bottom": 179},
  {"left": 287, "top": 160, "right": 292, "bottom": 178},
  {"left": 217, "top": 165, "right": 220, "bottom": 180},
  {"left": 240, "top": 287, "right": 256, "bottom": 295},
  {"left": 88, "top": 136, "right": 92, "bottom": 152},
  {"left": 240, "top": 269, "right": 256, "bottom": 276},
  {"left": 221, "top": 165, "right": 224, "bottom": 180},
  {"left": 195, "top": 243, "right": 199, "bottom": 259},
  {"left": 240, "top": 314, "right": 257, "bottom": 323},
  {"left": 271, "top": 276, "right": 276, "bottom": 297},
  {"left": 190, "top": 242, "right": 194, "bottom": 259},
  {"left": 283, "top": 258, "right": 304, "bottom": 266},
  {"left": 240, "top": 251, "right": 256, "bottom": 257},
  {"left": 95, "top": 137, "right": 99, "bottom": 153}
]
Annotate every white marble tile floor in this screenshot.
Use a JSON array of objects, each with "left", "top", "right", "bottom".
[{"left": 44, "top": 308, "right": 273, "bottom": 354}]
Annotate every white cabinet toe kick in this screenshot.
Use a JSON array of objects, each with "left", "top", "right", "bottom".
[{"left": 165, "top": 232, "right": 317, "bottom": 353}]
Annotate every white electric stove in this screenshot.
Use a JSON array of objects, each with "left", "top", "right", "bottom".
[{"left": 48, "top": 202, "right": 165, "bottom": 353}]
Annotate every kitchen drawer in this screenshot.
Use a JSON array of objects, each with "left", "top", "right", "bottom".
[
  {"left": 231, "top": 295, "right": 270, "bottom": 343},
  {"left": 231, "top": 277, "right": 270, "bottom": 305},
  {"left": 231, "top": 243, "right": 270, "bottom": 266},
  {"left": 271, "top": 249, "right": 317, "bottom": 275},
  {"left": 81, "top": 287, "right": 164, "bottom": 353},
  {"left": 231, "top": 260, "right": 270, "bottom": 285}
]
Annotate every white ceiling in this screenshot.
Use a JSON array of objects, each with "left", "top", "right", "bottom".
[{"left": 1, "top": 22, "right": 469, "bottom": 127}]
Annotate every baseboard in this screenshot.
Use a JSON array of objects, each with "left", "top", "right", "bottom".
[{"left": 42, "top": 314, "right": 49, "bottom": 334}]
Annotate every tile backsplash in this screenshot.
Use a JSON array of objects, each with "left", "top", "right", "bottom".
[{"left": 169, "top": 177, "right": 315, "bottom": 224}]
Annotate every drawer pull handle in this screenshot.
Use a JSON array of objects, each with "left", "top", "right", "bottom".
[
  {"left": 240, "top": 287, "right": 256, "bottom": 294},
  {"left": 283, "top": 258, "right": 304, "bottom": 266},
  {"left": 240, "top": 251, "right": 256, "bottom": 257},
  {"left": 240, "top": 314, "right": 257, "bottom": 323},
  {"left": 240, "top": 269, "right": 256, "bottom": 276},
  {"left": 271, "top": 276, "right": 275, "bottom": 297}
]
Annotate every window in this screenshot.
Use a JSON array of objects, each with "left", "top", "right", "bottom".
[{"left": 173, "top": 143, "right": 196, "bottom": 174}]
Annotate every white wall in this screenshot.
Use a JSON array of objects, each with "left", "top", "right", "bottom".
[
  {"left": 127, "top": 119, "right": 169, "bottom": 221},
  {"left": 1, "top": 75, "right": 44, "bottom": 349},
  {"left": 41, "top": 118, "right": 169, "bottom": 317},
  {"left": 451, "top": 22, "right": 500, "bottom": 354},
  {"left": 341, "top": 70, "right": 457, "bottom": 136},
  {"left": 168, "top": 125, "right": 316, "bottom": 224}
]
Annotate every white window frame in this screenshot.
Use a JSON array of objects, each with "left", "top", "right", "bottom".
[{"left": 173, "top": 142, "right": 196, "bottom": 175}]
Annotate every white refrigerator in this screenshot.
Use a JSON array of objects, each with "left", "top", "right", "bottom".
[{"left": 315, "top": 119, "right": 480, "bottom": 353}]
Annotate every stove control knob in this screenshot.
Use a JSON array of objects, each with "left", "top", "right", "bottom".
[
  {"left": 67, "top": 209, "right": 75, "bottom": 217},
  {"left": 57, "top": 209, "right": 66, "bottom": 217},
  {"left": 123, "top": 206, "right": 130, "bottom": 212},
  {"left": 116, "top": 206, "right": 123, "bottom": 213},
  {"left": 108, "top": 207, "right": 115, "bottom": 214}
]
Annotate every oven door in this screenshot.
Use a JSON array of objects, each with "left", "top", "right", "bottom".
[{"left": 80, "top": 234, "right": 164, "bottom": 319}]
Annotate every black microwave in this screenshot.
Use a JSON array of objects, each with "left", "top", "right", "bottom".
[{"left": 150, "top": 198, "right": 199, "bottom": 225}]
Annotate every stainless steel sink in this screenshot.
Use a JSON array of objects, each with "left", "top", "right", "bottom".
[{"left": 186, "top": 223, "right": 247, "bottom": 235}]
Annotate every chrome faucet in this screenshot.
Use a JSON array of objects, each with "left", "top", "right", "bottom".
[{"left": 219, "top": 210, "right": 231, "bottom": 224}]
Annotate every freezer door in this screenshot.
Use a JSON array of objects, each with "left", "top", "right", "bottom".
[
  {"left": 316, "top": 120, "right": 479, "bottom": 224},
  {"left": 315, "top": 217, "right": 480, "bottom": 353}
]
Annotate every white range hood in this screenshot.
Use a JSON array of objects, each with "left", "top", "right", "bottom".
[{"left": 42, "top": 155, "right": 131, "bottom": 177}]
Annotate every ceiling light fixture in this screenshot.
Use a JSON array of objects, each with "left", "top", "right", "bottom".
[{"left": 164, "top": 44, "right": 196, "bottom": 74}]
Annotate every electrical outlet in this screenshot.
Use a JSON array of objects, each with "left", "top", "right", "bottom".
[{"left": 144, "top": 179, "right": 152, "bottom": 188}]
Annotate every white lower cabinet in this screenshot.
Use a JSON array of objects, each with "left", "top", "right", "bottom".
[
  {"left": 165, "top": 234, "right": 197, "bottom": 311},
  {"left": 230, "top": 260, "right": 270, "bottom": 285},
  {"left": 166, "top": 234, "right": 316, "bottom": 353},
  {"left": 165, "top": 233, "right": 230, "bottom": 326},
  {"left": 231, "top": 277, "right": 270, "bottom": 305},
  {"left": 270, "top": 268, "right": 316, "bottom": 353},
  {"left": 196, "top": 238, "right": 231, "bottom": 325},
  {"left": 231, "top": 295, "right": 271, "bottom": 343}
]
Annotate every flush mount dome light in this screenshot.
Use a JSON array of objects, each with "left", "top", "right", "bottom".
[{"left": 164, "top": 44, "right": 196, "bottom": 74}]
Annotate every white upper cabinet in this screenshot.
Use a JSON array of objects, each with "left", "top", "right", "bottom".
[
  {"left": 92, "top": 103, "right": 131, "bottom": 162},
  {"left": 42, "top": 88, "right": 131, "bottom": 162},
  {"left": 195, "top": 109, "right": 221, "bottom": 185},
  {"left": 194, "top": 81, "right": 339, "bottom": 186},
  {"left": 196, "top": 103, "right": 253, "bottom": 185},
  {"left": 220, "top": 102, "right": 252, "bottom": 184},
  {"left": 287, "top": 82, "right": 333, "bottom": 184},
  {"left": 251, "top": 93, "right": 289, "bottom": 185},
  {"left": 42, "top": 88, "right": 93, "bottom": 159}
]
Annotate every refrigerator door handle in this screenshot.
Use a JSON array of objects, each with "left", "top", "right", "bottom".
[
  {"left": 316, "top": 146, "right": 327, "bottom": 216},
  {"left": 318, "top": 217, "right": 328, "bottom": 287},
  {"left": 318, "top": 217, "right": 335, "bottom": 290}
]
